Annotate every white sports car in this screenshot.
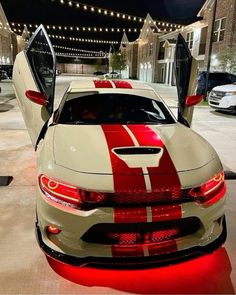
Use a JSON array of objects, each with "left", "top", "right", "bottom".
[{"left": 13, "top": 26, "right": 226, "bottom": 267}]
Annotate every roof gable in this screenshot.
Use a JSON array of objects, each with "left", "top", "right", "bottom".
[
  {"left": 0, "top": 3, "right": 11, "bottom": 35},
  {"left": 119, "top": 32, "right": 129, "bottom": 50},
  {"left": 138, "top": 14, "right": 158, "bottom": 41},
  {"left": 197, "top": 0, "right": 214, "bottom": 17}
]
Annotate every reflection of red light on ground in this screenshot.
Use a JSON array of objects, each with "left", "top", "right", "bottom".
[{"left": 46, "top": 247, "right": 234, "bottom": 294}]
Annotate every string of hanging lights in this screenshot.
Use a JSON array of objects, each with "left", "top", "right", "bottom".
[
  {"left": 12, "top": 28, "right": 121, "bottom": 44},
  {"left": 48, "top": 33, "right": 122, "bottom": 44},
  {"left": 53, "top": 44, "right": 105, "bottom": 54},
  {"left": 10, "top": 22, "right": 180, "bottom": 33},
  {"left": 55, "top": 51, "right": 107, "bottom": 58},
  {"left": 0, "top": 21, "right": 13, "bottom": 32},
  {"left": 52, "top": 0, "right": 183, "bottom": 29}
]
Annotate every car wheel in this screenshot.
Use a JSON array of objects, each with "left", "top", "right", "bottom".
[{"left": 232, "top": 107, "right": 236, "bottom": 115}]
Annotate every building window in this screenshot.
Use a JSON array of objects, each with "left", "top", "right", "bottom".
[
  {"left": 158, "top": 41, "right": 165, "bottom": 60},
  {"left": 149, "top": 43, "right": 153, "bottom": 56},
  {"left": 186, "top": 32, "right": 194, "bottom": 49},
  {"left": 199, "top": 27, "right": 207, "bottom": 55},
  {"left": 213, "top": 17, "right": 226, "bottom": 42}
]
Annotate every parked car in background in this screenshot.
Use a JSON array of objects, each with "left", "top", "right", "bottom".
[
  {"left": 0, "top": 70, "right": 8, "bottom": 81},
  {"left": 196, "top": 71, "right": 236, "bottom": 96},
  {"left": 208, "top": 83, "right": 236, "bottom": 113},
  {"left": 3, "top": 65, "right": 13, "bottom": 79},
  {"left": 93, "top": 71, "right": 105, "bottom": 76},
  {"left": 104, "top": 71, "right": 121, "bottom": 79}
]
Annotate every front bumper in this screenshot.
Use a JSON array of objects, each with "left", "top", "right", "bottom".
[
  {"left": 208, "top": 94, "right": 236, "bottom": 111},
  {"left": 36, "top": 215, "right": 226, "bottom": 267},
  {"left": 36, "top": 185, "right": 227, "bottom": 267}
]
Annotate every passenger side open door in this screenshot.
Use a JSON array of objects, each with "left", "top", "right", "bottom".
[
  {"left": 13, "top": 25, "right": 56, "bottom": 148},
  {"left": 174, "top": 34, "right": 202, "bottom": 127}
]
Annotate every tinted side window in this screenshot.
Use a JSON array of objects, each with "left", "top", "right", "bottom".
[
  {"left": 26, "top": 27, "right": 56, "bottom": 107},
  {"left": 209, "top": 73, "right": 227, "bottom": 81}
]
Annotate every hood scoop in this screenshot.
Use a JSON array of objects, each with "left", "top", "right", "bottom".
[
  {"left": 113, "top": 147, "right": 162, "bottom": 155},
  {"left": 112, "top": 146, "right": 164, "bottom": 169}
]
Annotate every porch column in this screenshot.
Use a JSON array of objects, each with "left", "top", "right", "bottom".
[
  {"left": 169, "top": 61, "right": 173, "bottom": 86},
  {"left": 165, "top": 61, "right": 170, "bottom": 86}
]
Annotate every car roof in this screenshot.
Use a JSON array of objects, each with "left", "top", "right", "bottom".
[{"left": 68, "top": 79, "right": 155, "bottom": 93}]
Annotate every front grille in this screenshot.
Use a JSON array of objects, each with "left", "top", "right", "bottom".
[
  {"left": 103, "top": 190, "right": 190, "bottom": 207},
  {"left": 211, "top": 91, "right": 225, "bottom": 98},
  {"left": 209, "top": 91, "right": 225, "bottom": 103},
  {"left": 80, "top": 190, "right": 192, "bottom": 210},
  {"left": 82, "top": 217, "right": 200, "bottom": 245},
  {"left": 210, "top": 101, "right": 220, "bottom": 106},
  {"left": 108, "top": 190, "right": 185, "bottom": 204}
]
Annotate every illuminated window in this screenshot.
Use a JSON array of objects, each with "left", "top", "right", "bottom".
[
  {"left": 149, "top": 43, "right": 153, "bottom": 56},
  {"left": 186, "top": 31, "right": 194, "bottom": 50},
  {"left": 213, "top": 18, "right": 226, "bottom": 42}
]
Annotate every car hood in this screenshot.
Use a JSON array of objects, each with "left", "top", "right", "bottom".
[
  {"left": 53, "top": 123, "right": 217, "bottom": 175},
  {"left": 212, "top": 84, "right": 236, "bottom": 92}
]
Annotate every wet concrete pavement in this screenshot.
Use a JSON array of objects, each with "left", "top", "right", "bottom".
[{"left": 0, "top": 76, "right": 235, "bottom": 294}]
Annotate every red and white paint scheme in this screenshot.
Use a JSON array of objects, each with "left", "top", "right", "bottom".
[{"left": 13, "top": 25, "right": 227, "bottom": 266}]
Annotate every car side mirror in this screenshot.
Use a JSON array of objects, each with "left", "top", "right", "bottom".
[
  {"left": 25, "top": 90, "right": 47, "bottom": 106},
  {"left": 185, "top": 95, "right": 203, "bottom": 107}
]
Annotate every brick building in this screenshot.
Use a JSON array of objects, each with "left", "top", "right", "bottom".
[
  {"left": 120, "top": 0, "right": 236, "bottom": 85},
  {"left": 119, "top": 32, "right": 138, "bottom": 79},
  {"left": 0, "top": 3, "right": 29, "bottom": 68},
  {"left": 199, "top": 0, "right": 236, "bottom": 70},
  {"left": 137, "top": 14, "right": 160, "bottom": 83},
  {"left": 0, "top": 2, "right": 13, "bottom": 66}
]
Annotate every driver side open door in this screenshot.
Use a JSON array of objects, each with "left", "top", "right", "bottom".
[
  {"left": 13, "top": 25, "right": 56, "bottom": 148},
  {"left": 174, "top": 34, "right": 201, "bottom": 127}
]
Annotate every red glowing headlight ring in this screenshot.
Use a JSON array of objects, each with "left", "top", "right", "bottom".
[
  {"left": 39, "top": 175, "right": 81, "bottom": 208},
  {"left": 38, "top": 175, "right": 105, "bottom": 208},
  {"left": 189, "top": 171, "right": 226, "bottom": 205}
]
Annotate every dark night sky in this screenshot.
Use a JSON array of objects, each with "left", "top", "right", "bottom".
[{"left": 1, "top": 0, "right": 206, "bottom": 54}]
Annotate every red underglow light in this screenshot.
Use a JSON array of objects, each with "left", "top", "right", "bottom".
[{"left": 46, "top": 247, "right": 234, "bottom": 294}]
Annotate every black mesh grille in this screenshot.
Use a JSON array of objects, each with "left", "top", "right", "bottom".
[
  {"left": 80, "top": 190, "right": 192, "bottom": 210},
  {"left": 82, "top": 217, "right": 200, "bottom": 245},
  {"left": 106, "top": 190, "right": 190, "bottom": 206}
]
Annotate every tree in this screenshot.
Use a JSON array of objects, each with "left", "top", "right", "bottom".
[
  {"left": 110, "top": 51, "right": 127, "bottom": 74},
  {"left": 94, "top": 58, "right": 103, "bottom": 71},
  {"left": 217, "top": 45, "right": 236, "bottom": 74}
]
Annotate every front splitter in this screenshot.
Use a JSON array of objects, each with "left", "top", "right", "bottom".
[{"left": 35, "top": 216, "right": 226, "bottom": 269}]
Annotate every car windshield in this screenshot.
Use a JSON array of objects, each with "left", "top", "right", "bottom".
[{"left": 58, "top": 93, "right": 175, "bottom": 125}]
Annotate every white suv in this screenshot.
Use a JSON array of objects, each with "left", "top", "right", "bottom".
[{"left": 208, "top": 83, "right": 236, "bottom": 112}]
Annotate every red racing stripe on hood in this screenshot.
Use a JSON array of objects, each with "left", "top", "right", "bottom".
[
  {"left": 114, "top": 207, "right": 147, "bottom": 223},
  {"left": 101, "top": 125, "right": 146, "bottom": 193},
  {"left": 112, "top": 80, "right": 133, "bottom": 89},
  {"left": 127, "top": 125, "right": 181, "bottom": 191},
  {"left": 93, "top": 80, "right": 113, "bottom": 88}
]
